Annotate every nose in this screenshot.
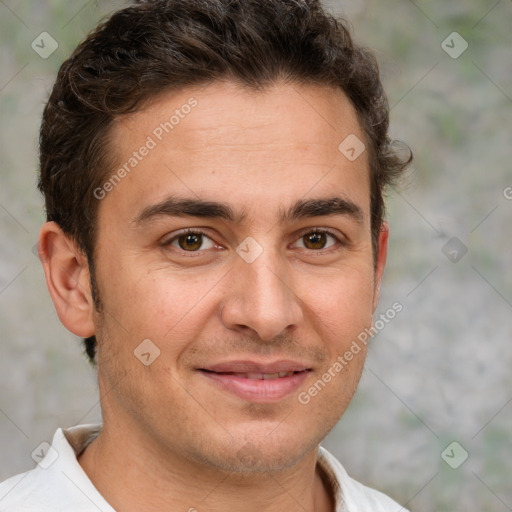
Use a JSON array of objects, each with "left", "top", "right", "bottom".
[{"left": 220, "top": 251, "right": 303, "bottom": 341}]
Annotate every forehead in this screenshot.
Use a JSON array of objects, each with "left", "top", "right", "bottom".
[
  {"left": 102, "top": 80, "right": 370, "bottom": 226},
  {"left": 115, "top": 80, "right": 364, "bottom": 150}
]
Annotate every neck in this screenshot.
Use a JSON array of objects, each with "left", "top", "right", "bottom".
[{"left": 78, "top": 420, "right": 334, "bottom": 512}]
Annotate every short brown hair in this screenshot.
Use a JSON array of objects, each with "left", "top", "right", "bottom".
[{"left": 38, "top": 0, "right": 411, "bottom": 363}]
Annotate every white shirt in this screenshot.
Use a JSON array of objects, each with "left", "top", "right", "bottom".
[{"left": 0, "top": 425, "right": 408, "bottom": 511}]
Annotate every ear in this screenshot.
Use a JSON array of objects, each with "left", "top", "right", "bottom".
[
  {"left": 372, "top": 222, "right": 389, "bottom": 312},
  {"left": 38, "top": 221, "right": 95, "bottom": 338}
]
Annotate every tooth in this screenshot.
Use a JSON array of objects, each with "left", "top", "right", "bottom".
[
  {"left": 246, "top": 373, "right": 263, "bottom": 380},
  {"left": 278, "top": 371, "right": 289, "bottom": 378},
  {"left": 263, "top": 373, "right": 280, "bottom": 380}
]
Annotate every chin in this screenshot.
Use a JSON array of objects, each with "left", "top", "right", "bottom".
[{"left": 188, "top": 422, "right": 325, "bottom": 475}]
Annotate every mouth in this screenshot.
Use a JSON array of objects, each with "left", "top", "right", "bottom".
[
  {"left": 201, "top": 370, "right": 304, "bottom": 380},
  {"left": 197, "top": 361, "right": 312, "bottom": 402}
]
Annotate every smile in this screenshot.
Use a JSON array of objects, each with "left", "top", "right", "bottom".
[
  {"left": 198, "top": 362, "right": 312, "bottom": 402},
  {"left": 210, "top": 371, "right": 298, "bottom": 380}
]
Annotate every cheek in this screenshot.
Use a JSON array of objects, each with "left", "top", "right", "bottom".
[
  {"left": 307, "top": 265, "right": 376, "bottom": 341},
  {"left": 95, "top": 258, "right": 217, "bottom": 351}
]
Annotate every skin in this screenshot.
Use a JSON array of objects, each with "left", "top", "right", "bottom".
[{"left": 39, "top": 80, "right": 388, "bottom": 512}]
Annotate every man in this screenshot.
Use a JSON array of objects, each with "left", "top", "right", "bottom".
[{"left": 0, "top": 0, "right": 411, "bottom": 510}]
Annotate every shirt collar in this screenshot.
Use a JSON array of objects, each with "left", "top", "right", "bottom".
[{"left": 62, "top": 424, "right": 346, "bottom": 510}]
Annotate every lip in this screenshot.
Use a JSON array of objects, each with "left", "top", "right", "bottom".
[
  {"left": 202, "top": 360, "right": 311, "bottom": 374},
  {"left": 198, "top": 360, "right": 312, "bottom": 403}
]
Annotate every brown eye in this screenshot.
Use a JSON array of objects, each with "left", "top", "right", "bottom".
[
  {"left": 293, "top": 230, "right": 339, "bottom": 251},
  {"left": 163, "top": 229, "right": 217, "bottom": 254},
  {"left": 303, "top": 232, "right": 328, "bottom": 249},
  {"left": 162, "top": 229, "right": 216, "bottom": 252},
  {"left": 177, "top": 233, "right": 204, "bottom": 251}
]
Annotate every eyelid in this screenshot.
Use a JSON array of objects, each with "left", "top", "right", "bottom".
[
  {"left": 160, "top": 226, "right": 347, "bottom": 253},
  {"left": 160, "top": 228, "right": 218, "bottom": 249},
  {"left": 291, "top": 227, "right": 346, "bottom": 250}
]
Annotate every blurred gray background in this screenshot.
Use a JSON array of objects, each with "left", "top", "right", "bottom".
[{"left": 1, "top": 1, "right": 511, "bottom": 510}]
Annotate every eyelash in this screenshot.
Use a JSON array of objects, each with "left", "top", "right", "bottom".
[
  {"left": 161, "top": 228, "right": 218, "bottom": 253},
  {"left": 161, "top": 227, "right": 346, "bottom": 254}
]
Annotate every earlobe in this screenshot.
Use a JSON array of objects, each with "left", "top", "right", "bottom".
[
  {"left": 38, "top": 221, "right": 95, "bottom": 338},
  {"left": 373, "top": 222, "right": 389, "bottom": 312}
]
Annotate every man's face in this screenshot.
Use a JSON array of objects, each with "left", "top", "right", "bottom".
[{"left": 91, "top": 81, "right": 386, "bottom": 472}]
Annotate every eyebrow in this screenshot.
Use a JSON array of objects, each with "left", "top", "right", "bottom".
[
  {"left": 132, "top": 196, "right": 364, "bottom": 226},
  {"left": 283, "top": 197, "right": 364, "bottom": 224}
]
